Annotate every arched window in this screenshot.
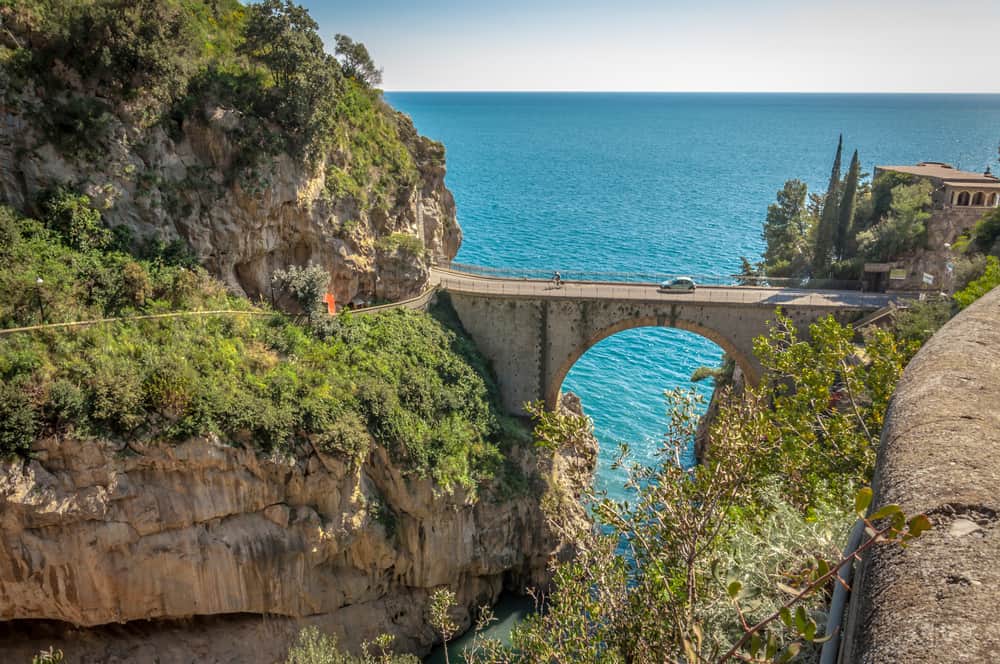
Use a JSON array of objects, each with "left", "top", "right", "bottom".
[
  {"left": 972, "top": 192, "right": 985, "bottom": 206},
  {"left": 991, "top": 193, "right": 999, "bottom": 207},
  {"left": 956, "top": 191, "right": 971, "bottom": 206}
]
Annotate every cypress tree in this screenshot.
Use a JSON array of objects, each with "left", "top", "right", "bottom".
[
  {"left": 812, "top": 135, "right": 843, "bottom": 276},
  {"left": 835, "top": 150, "right": 861, "bottom": 261}
]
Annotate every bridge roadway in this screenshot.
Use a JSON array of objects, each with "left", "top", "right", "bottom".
[
  {"left": 428, "top": 267, "right": 902, "bottom": 415},
  {"left": 430, "top": 267, "right": 897, "bottom": 310}
]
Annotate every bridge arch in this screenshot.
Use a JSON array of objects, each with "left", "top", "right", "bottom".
[
  {"left": 544, "top": 315, "right": 756, "bottom": 410},
  {"left": 438, "top": 270, "right": 891, "bottom": 416}
]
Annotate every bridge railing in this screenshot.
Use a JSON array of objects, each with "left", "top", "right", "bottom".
[{"left": 442, "top": 261, "right": 862, "bottom": 291}]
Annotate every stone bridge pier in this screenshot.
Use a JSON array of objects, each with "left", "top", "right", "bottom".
[{"left": 446, "top": 291, "right": 867, "bottom": 415}]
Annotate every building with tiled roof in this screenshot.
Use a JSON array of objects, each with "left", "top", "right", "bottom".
[
  {"left": 875, "top": 162, "right": 1000, "bottom": 208},
  {"left": 863, "top": 161, "right": 999, "bottom": 293}
]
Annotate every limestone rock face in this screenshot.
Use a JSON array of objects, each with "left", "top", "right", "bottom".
[
  {"left": 0, "top": 97, "right": 460, "bottom": 306},
  {"left": 0, "top": 396, "right": 597, "bottom": 662},
  {"left": 694, "top": 364, "right": 744, "bottom": 463}
]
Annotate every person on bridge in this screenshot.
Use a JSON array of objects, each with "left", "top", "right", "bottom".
[{"left": 553, "top": 271, "right": 562, "bottom": 288}]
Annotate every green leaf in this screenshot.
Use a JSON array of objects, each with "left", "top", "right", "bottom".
[
  {"left": 803, "top": 620, "right": 816, "bottom": 641},
  {"left": 794, "top": 606, "right": 807, "bottom": 633},
  {"left": 750, "top": 632, "right": 762, "bottom": 658},
  {"left": 815, "top": 558, "right": 830, "bottom": 580},
  {"left": 728, "top": 580, "right": 743, "bottom": 599},
  {"left": 907, "top": 514, "right": 932, "bottom": 538},
  {"left": 891, "top": 511, "right": 906, "bottom": 533},
  {"left": 779, "top": 607, "right": 792, "bottom": 628},
  {"left": 766, "top": 632, "right": 779, "bottom": 659},
  {"left": 855, "top": 487, "right": 873, "bottom": 516},
  {"left": 869, "top": 504, "right": 902, "bottom": 521},
  {"left": 777, "top": 642, "right": 801, "bottom": 663}
]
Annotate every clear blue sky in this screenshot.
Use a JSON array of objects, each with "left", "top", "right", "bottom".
[{"left": 295, "top": 0, "right": 999, "bottom": 92}]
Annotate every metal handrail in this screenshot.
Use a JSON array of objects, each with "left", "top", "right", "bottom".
[
  {"left": 432, "top": 272, "right": 898, "bottom": 310},
  {"left": 444, "top": 261, "right": 864, "bottom": 291}
]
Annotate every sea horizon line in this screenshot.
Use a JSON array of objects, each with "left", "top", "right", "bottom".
[{"left": 384, "top": 89, "right": 1000, "bottom": 95}]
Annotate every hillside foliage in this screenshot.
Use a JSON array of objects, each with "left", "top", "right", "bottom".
[
  {"left": 0, "top": 202, "right": 525, "bottom": 492},
  {"left": 444, "top": 314, "right": 918, "bottom": 663},
  {"left": 0, "top": 0, "right": 423, "bottom": 210},
  {"left": 743, "top": 137, "right": 937, "bottom": 282}
]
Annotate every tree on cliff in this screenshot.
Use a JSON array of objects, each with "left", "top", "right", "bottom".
[
  {"left": 865, "top": 170, "right": 914, "bottom": 230},
  {"left": 761, "top": 179, "right": 812, "bottom": 277},
  {"left": 857, "top": 180, "right": 933, "bottom": 262},
  {"left": 16, "top": 0, "right": 200, "bottom": 109},
  {"left": 335, "top": 34, "right": 383, "bottom": 88},
  {"left": 238, "top": 0, "right": 344, "bottom": 151},
  {"left": 834, "top": 149, "right": 861, "bottom": 261},
  {"left": 240, "top": 0, "right": 325, "bottom": 94},
  {"left": 272, "top": 264, "right": 330, "bottom": 324},
  {"left": 811, "top": 135, "right": 843, "bottom": 275}
]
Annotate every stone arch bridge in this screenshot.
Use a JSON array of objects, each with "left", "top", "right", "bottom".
[{"left": 431, "top": 267, "right": 898, "bottom": 415}]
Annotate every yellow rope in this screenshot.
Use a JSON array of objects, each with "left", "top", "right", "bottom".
[{"left": 0, "top": 309, "right": 273, "bottom": 336}]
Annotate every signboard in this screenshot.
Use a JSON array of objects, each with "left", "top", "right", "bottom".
[
  {"left": 922, "top": 272, "right": 934, "bottom": 285},
  {"left": 889, "top": 269, "right": 907, "bottom": 281}
]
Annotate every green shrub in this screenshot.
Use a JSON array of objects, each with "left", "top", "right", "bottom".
[
  {"left": 857, "top": 181, "right": 932, "bottom": 261},
  {"left": 284, "top": 626, "right": 418, "bottom": 664},
  {"left": 0, "top": 206, "right": 521, "bottom": 490},
  {"left": 0, "top": 206, "right": 21, "bottom": 255},
  {"left": 40, "top": 189, "right": 110, "bottom": 252},
  {"left": 954, "top": 255, "right": 1000, "bottom": 309},
  {"left": 961, "top": 208, "right": 1000, "bottom": 256},
  {"left": 893, "top": 298, "right": 954, "bottom": 345},
  {"left": 690, "top": 366, "right": 720, "bottom": 383},
  {"left": 31, "top": 647, "right": 64, "bottom": 664},
  {"left": 376, "top": 233, "right": 424, "bottom": 257},
  {"left": 37, "top": 95, "right": 112, "bottom": 161},
  {"left": 272, "top": 264, "right": 330, "bottom": 320},
  {"left": 0, "top": 378, "right": 38, "bottom": 457},
  {"left": 45, "top": 378, "right": 87, "bottom": 427},
  {"left": 315, "top": 411, "right": 372, "bottom": 460},
  {"left": 87, "top": 355, "right": 146, "bottom": 434}
]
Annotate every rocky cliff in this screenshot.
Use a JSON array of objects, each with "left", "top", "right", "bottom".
[
  {"left": 0, "top": 95, "right": 460, "bottom": 307},
  {"left": 0, "top": 0, "right": 461, "bottom": 308},
  {"left": 0, "top": 5, "right": 596, "bottom": 660},
  {"left": 0, "top": 394, "right": 597, "bottom": 662}
]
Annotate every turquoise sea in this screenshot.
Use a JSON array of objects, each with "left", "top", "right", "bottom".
[{"left": 387, "top": 92, "right": 1000, "bottom": 501}]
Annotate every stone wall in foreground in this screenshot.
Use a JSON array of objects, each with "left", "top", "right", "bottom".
[{"left": 842, "top": 285, "right": 1000, "bottom": 663}]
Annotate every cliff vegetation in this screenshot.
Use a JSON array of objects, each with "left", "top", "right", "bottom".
[
  {"left": 0, "top": 0, "right": 459, "bottom": 306},
  {"left": 0, "top": 200, "right": 521, "bottom": 491},
  {"left": 0, "top": 191, "right": 599, "bottom": 660},
  {"left": 434, "top": 314, "right": 924, "bottom": 663},
  {"left": 740, "top": 137, "right": 931, "bottom": 282}
]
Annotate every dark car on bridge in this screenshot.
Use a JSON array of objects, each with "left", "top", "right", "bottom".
[{"left": 658, "top": 277, "right": 696, "bottom": 292}]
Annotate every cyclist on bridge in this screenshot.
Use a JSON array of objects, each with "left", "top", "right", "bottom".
[{"left": 552, "top": 271, "right": 562, "bottom": 288}]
